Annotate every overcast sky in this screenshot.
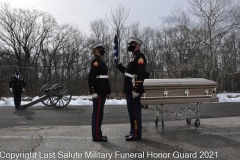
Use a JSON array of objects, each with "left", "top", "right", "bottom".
[{"left": 0, "top": 0, "right": 189, "bottom": 34}]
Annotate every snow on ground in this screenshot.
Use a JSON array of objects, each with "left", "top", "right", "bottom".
[
  {"left": 0, "top": 93, "right": 239, "bottom": 107},
  {"left": 0, "top": 95, "right": 127, "bottom": 107},
  {"left": 217, "top": 93, "right": 240, "bottom": 102}
]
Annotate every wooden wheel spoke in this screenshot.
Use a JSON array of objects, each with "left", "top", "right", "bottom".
[{"left": 49, "top": 83, "right": 71, "bottom": 108}]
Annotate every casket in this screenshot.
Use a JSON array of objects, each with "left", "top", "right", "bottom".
[
  {"left": 141, "top": 78, "right": 218, "bottom": 128},
  {"left": 141, "top": 78, "right": 218, "bottom": 105}
]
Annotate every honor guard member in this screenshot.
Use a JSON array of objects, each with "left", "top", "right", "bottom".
[
  {"left": 88, "top": 41, "right": 110, "bottom": 142},
  {"left": 116, "top": 36, "right": 147, "bottom": 141},
  {"left": 9, "top": 68, "right": 26, "bottom": 109}
]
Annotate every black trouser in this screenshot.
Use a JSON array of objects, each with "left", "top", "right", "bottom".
[
  {"left": 13, "top": 93, "right": 21, "bottom": 107},
  {"left": 92, "top": 94, "right": 107, "bottom": 140},
  {"left": 126, "top": 93, "right": 142, "bottom": 139}
]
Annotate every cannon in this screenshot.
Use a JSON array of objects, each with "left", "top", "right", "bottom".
[{"left": 20, "top": 83, "right": 72, "bottom": 109}]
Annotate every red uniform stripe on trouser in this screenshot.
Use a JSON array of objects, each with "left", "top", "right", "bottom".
[
  {"left": 134, "top": 101, "right": 138, "bottom": 138},
  {"left": 96, "top": 95, "right": 101, "bottom": 139}
]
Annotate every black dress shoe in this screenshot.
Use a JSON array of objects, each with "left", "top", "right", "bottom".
[
  {"left": 15, "top": 106, "right": 25, "bottom": 110},
  {"left": 102, "top": 136, "right": 107, "bottom": 139},
  {"left": 125, "top": 135, "right": 130, "bottom": 138},
  {"left": 126, "top": 136, "right": 141, "bottom": 141},
  {"left": 93, "top": 137, "right": 107, "bottom": 142},
  {"left": 15, "top": 106, "right": 20, "bottom": 109}
]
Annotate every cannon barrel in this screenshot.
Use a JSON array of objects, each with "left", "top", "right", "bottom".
[{"left": 20, "top": 83, "right": 72, "bottom": 109}]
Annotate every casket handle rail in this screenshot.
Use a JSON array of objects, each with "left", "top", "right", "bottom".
[
  {"left": 213, "top": 88, "right": 217, "bottom": 97},
  {"left": 204, "top": 88, "right": 209, "bottom": 95},
  {"left": 142, "top": 93, "right": 146, "bottom": 99},
  {"left": 184, "top": 89, "right": 189, "bottom": 97},
  {"left": 163, "top": 89, "right": 168, "bottom": 98}
]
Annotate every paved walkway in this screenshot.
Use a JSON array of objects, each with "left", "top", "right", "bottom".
[{"left": 0, "top": 116, "right": 240, "bottom": 160}]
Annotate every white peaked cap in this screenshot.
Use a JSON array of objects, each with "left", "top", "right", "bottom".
[
  {"left": 90, "top": 41, "right": 105, "bottom": 50},
  {"left": 128, "top": 36, "right": 143, "bottom": 44}
]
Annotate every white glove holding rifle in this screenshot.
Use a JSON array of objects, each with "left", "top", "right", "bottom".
[
  {"left": 132, "top": 91, "right": 139, "bottom": 98},
  {"left": 10, "top": 88, "right": 13, "bottom": 92},
  {"left": 131, "top": 74, "right": 139, "bottom": 98},
  {"left": 92, "top": 93, "right": 98, "bottom": 98}
]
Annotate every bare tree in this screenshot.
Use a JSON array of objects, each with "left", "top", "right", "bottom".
[
  {"left": 0, "top": 3, "right": 57, "bottom": 94},
  {"left": 141, "top": 27, "right": 158, "bottom": 78},
  {"left": 0, "top": 4, "right": 55, "bottom": 67},
  {"left": 174, "top": 0, "right": 238, "bottom": 80},
  {"left": 106, "top": 4, "right": 130, "bottom": 62},
  {"left": 40, "top": 24, "right": 74, "bottom": 84},
  {"left": 61, "top": 25, "right": 87, "bottom": 94},
  {"left": 90, "top": 18, "right": 109, "bottom": 41},
  {"left": 105, "top": 5, "right": 130, "bottom": 94}
]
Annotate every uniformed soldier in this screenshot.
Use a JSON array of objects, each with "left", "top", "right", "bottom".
[
  {"left": 9, "top": 68, "right": 26, "bottom": 109},
  {"left": 116, "top": 36, "right": 147, "bottom": 141},
  {"left": 88, "top": 41, "right": 110, "bottom": 142}
]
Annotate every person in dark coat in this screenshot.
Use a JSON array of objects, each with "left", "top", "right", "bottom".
[
  {"left": 88, "top": 41, "right": 111, "bottom": 142},
  {"left": 9, "top": 68, "right": 26, "bottom": 109},
  {"left": 116, "top": 36, "right": 147, "bottom": 141}
]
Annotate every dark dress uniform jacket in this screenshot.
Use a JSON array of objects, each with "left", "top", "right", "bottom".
[
  {"left": 88, "top": 56, "right": 111, "bottom": 94},
  {"left": 117, "top": 52, "right": 147, "bottom": 94},
  {"left": 9, "top": 75, "right": 26, "bottom": 93}
]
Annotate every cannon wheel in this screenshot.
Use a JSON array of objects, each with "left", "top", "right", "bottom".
[
  {"left": 39, "top": 84, "right": 53, "bottom": 106},
  {"left": 49, "top": 83, "right": 72, "bottom": 108},
  {"left": 186, "top": 118, "right": 191, "bottom": 124},
  {"left": 161, "top": 119, "right": 165, "bottom": 129},
  {"left": 195, "top": 119, "right": 200, "bottom": 127},
  {"left": 155, "top": 118, "right": 158, "bottom": 126}
]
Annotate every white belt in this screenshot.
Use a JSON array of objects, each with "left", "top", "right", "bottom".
[
  {"left": 96, "top": 75, "right": 109, "bottom": 78},
  {"left": 125, "top": 72, "right": 134, "bottom": 78}
]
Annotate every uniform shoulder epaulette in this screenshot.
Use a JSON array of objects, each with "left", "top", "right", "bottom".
[
  {"left": 91, "top": 58, "right": 100, "bottom": 67},
  {"left": 136, "top": 54, "right": 145, "bottom": 65}
]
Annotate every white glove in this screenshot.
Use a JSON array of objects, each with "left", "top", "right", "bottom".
[
  {"left": 92, "top": 93, "right": 98, "bottom": 98},
  {"left": 23, "top": 88, "right": 25, "bottom": 92},
  {"left": 132, "top": 91, "right": 139, "bottom": 98},
  {"left": 10, "top": 88, "right": 13, "bottom": 92}
]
